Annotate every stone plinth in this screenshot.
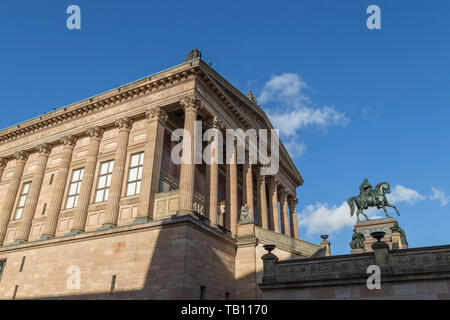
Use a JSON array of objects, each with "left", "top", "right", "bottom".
[{"left": 353, "top": 218, "right": 408, "bottom": 253}]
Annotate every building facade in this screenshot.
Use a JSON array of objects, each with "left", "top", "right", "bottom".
[{"left": 0, "top": 54, "right": 320, "bottom": 299}]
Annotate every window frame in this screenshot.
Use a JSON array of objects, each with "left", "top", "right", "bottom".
[
  {"left": 65, "top": 167, "right": 85, "bottom": 210},
  {"left": 94, "top": 160, "right": 114, "bottom": 203},
  {"left": 14, "top": 181, "right": 32, "bottom": 220},
  {"left": 0, "top": 260, "right": 6, "bottom": 282},
  {"left": 126, "top": 152, "right": 144, "bottom": 197}
]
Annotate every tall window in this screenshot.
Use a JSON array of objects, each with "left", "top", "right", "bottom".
[
  {"left": 0, "top": 260, "right": 6, "bottom": 282},
  {"left": 14, "top": 182, "right": 31, "bottom": 220},
  {"left": 95, "top": 160, "right": 114, "bottom": 203},
  {"left": 66, "top": 168, "right": 84, "bottom": 209},
  {"left": 126, "top": 152, "right": 144, "bottom": 196}
]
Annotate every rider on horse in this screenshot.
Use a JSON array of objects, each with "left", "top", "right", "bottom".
[{"left": 359, "top": 179, "right": 374, "bottom": 209}]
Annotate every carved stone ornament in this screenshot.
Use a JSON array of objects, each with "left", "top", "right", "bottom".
[
  {"left": 180, "top": 95, "right": 202, "bottom": 113},
  {"left": 14, "top": 150, "right": 29, "bottom": 161},
  {"left": 238, "top": 204, "right": 254, "bottom": 225},
  {"left": 146, "top": 106, "right": 168, "bottom": 123},
  {"left": 207, "top": 116, "right": 223, "bottom": 130},
  {"left": 36, "top": 143, "right": 53, "bottom": 154},
  {"left": 60, "top": 135, "right": 77, "bottom": 147},
  {"left": 87, "top": 126, "right": 104, "bottom": 139},
  {"left": 115, "top": 117, "right": 134, "bottom": 130}
]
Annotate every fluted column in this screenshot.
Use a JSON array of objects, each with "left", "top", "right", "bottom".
[
  {"left": 279, "top": 187, "right": 289, "bottom": 236},
  {"left": 0, "top": 151, "right": 28, "bottom": 245},
  {"left": 225, "top": 141, "right": 238, "bottom": 236},
  {"left": 102, "top": 118, "right": 133, "bottom": 228},
  {"left": 206, "top": 117, "right": 222, "bottom": 227},
  {"left": 71, "top": 127, "right": 103, "bottom": 233},
  {"left": 14, "top": 144, "right": 52, "bottom": 243},
  {"left": 256, "top": 168, "right": 268, "bottom": 229},
  {"left": 41, "top": 136, "right": 77, "bottom": 238},
  {"left": 288, "top": 196, "right": 299, "bottom": 239},
  {"left": 242, "top": 154, "right": 254, "bottom": 216},
  {"left": 268, "top": 177, "right": 280, "bottom": 233},
  {"left": 177, "top": 96, "right": 202, "bottom": 216},
  {"left": 136, "top": 107, "right": 168, "bottom": 222},
  {"left": 0, "top": 158, "right": 7, "bottom": 182}
]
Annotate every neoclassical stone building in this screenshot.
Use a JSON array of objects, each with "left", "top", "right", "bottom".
[{"left": 0, "top": 52, "right": 321, "bottom": 299}]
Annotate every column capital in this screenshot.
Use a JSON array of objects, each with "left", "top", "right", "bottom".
[
  {"left": 36, "top": 143, "right": 53, "bottom": 155},
  {"left": 207, "top": 116, "right": 223, "bottom": 130},
  {"left": 288, "top": 196, "right": 298, "bottom": 206},
  {"left": 180, "top": 95, "right": 202, "bottom": 112},
  {"left": 146, "top": 106, "right": 168, "bottom": 123},
  {"left": 60, "top": 135, "right": 77, "bottom": 147},
  {"left": 115, "top": 117, "right": 134, "bottom": 130},
  {"left": 269, "top": 177, "right": 279, "bottom": 189},
  {"left": 14, "top": 150, "right": 29, "bottom": 162},
  {"left": 0, "top": 158, "right": 7, "bottom": 169},
  {"left": 278, "top": 187, "right": 288, "bottom": 201},
  {"left": 87, "top": 127, "right": 104, "bottom": 140}
]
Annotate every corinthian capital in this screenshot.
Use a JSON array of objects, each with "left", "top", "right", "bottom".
[
  {"left": 269, "top": 177, "right": 279, "bottom": 190},
  {"left": 180, "top": 95, "right": 202, "bottom": 112},
  {"left": 87, "top": 126, "right": 104, "bottom": 140},
  {"left": 278, "top": 187, "right": 288, "bottom": 201},
  {"left": 146, "top": 106, "right": 168, "bottom": 123},
  {"left": 115, "top": 117, "right": 134, "bottom": 130},
  {"left": 288, "top": 196, "right": 298, "bottom": 207},
  {"left": 36, "top": 143, "right": 53, "bottom": 155},
  {"left": 207, "top": 116, "right": 224, "bottom": 130},
  {"left": 14, "top": 150, "right": 29, "bottom": 162},
  {"left": 60, "top": 135, "right": 77, "bottom": 147}
]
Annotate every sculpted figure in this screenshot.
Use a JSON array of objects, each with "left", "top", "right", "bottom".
[
  {"left": 238, "top": 204, "right": 253, "bottom": 224},
  {"left": 348, "top": 179, "right": 400, "bottom": 222}
]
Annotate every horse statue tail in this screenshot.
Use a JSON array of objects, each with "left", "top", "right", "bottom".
[{"left": 348, "top": 197, "right": 356, "bottom": 217}]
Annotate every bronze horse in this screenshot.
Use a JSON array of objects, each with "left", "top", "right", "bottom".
[{"left": 348, "top": 182, "right": 400, "bottom": 222}]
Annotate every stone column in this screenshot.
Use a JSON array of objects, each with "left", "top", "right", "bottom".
[
  {"left": 268, "top": 177, "right": 280, "bottom": 233},
  {"left": 256, "top": 168, "right": 268, "bottom": 229},
  {"left": 41, "top": 136, "right": 77, "bottom": 239},
  {"left": 0, "top": 158, "right": 7, "bottom": 182},
  {"left": 0, "top": 151, "right": 28, "bottom": 245},
  {"left": 279, "top": 187, "right": 289, "bottom": 236},
  {"left": 177, "top": 96, "right": 202, "bottom": 216},
  {"left": 288, "top": 196, "right": 299, "bottom": 239},
  {"left": 71, "top": 127, "right": 103, "bottom": 233},
  {"left": 136, "top": 107, "right": 168, "bottom": 222},
  {"left": 226, "top": 141, "right": 238, "bottom": 236},
  {"left": 14, "top": 144, "right": 52, "bottom": 243},
  {"left": 206, "top": 117, "right": 222, "bottom": 227},
  {"left": 242, "top": 155, "right": 254, "bottom": 216},
  {"left": 102, "top": 118, "right": 133, "bottom": 228}
]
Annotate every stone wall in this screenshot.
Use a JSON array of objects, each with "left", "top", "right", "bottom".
[{"left": 260, "top": 242, "right": 450, "bottom": 300}]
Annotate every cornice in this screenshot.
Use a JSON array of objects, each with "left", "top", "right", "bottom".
[{"left": 0, "top": 61, "right": 201, "bottom": 146}]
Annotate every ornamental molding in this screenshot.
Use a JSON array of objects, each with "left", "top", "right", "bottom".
[
  {"left": 0, "top": 65, "right": 200, "bottom": 145},
  {"left": 14, "top": 150, "right": 29, "bottom": 161},
  {"left": 115, "top": 117, "right": 134, "bottom": 130},
  {"left": 60, "top": 135, "right": 77, "bottom": 147},
  {"left": 146, "top": 106, "right": 168, "bottom": 123},
  {"left": 36, "top": 143, "right": 53, "bottom": 154}
]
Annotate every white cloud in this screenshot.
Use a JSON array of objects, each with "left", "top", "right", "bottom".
[
  {"left": 283, "top": 140, "right": 306, "bottom": 158},
  {"left": 386, "top": 185, "right": 425, "bottom": 204},
  {"left": 430, "top": 187, "right": 449, "bottom": 206},
  {"left": 299, "top": 184, "right": 424, "bottom": 236},
  {"left": 299, "top": 202, "right": 379, "bottom": 236},
  {"left": 257, "top": 73, "right": 349, "bottom": 158}
]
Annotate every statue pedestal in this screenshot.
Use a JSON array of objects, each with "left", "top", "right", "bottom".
[{"left": 352, "top": 217, "right": 408, "bottom": 253}]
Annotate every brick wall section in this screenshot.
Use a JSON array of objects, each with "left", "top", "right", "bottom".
[{"left": 0, "top": 217, "right": 236, "bottom": 300}]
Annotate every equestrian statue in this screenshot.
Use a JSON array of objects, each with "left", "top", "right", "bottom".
[{"left": 348, "top": 179, "right": 400, "bottom": 222}]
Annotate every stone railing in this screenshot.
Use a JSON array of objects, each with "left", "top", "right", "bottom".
[
  {"left": 261, "top": 241, "right": 450, "bottom": 286},
  {"left": 256, "top": 227, "right": 320, "bottom": 257},
  {"left": 153, "top": 190, "right": 205, "bottom": 218}
]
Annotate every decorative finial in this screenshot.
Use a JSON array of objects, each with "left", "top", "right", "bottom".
[
  {"left": 320, "top": 235, "right": 329, "bottom": 241},
  {"left": 248, "top": 90, "right": 258, "bottom": 105},
  {"left": 184, "top": 49, "right": 202, "bottom": 62}
]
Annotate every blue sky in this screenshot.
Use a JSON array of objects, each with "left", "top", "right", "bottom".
[{"left": 0, "top": 1, "right": 449, "bottom": 255}]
